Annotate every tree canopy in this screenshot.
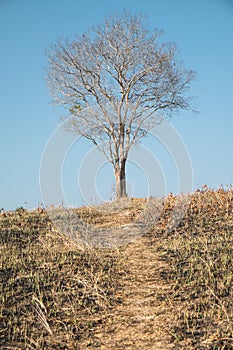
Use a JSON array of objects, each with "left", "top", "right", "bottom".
[{"left": 46, "top": 11, "right": 196, "bottom": 198}]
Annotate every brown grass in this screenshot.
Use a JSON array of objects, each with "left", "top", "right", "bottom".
[{"left": 1, "top": 187, "right": 233, "bottom": 349}]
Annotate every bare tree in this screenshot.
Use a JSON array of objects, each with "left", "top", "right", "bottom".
[{"left": 46, "top": 11, "right": 196, "bottom": 199}]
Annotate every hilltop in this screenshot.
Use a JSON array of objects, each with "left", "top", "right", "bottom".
[{"left": 1, "top": 187, "right": 233, "bottom": 349}]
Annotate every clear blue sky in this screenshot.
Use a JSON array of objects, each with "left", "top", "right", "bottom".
[{"left": 0, "top": 0, "right": 233, "bottom": 210}]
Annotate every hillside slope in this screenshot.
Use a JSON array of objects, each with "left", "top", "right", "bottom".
[{"left": 1, "top": 187, "right": 233, "bottom": 349}]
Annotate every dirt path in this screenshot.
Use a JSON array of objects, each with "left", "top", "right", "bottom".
[{"left": 84, "top": 235, "right": 176, "bottom": 349}]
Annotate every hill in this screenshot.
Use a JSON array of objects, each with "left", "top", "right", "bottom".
[{"left": 1, "top": 187, "right": 233, "bottom": 349}]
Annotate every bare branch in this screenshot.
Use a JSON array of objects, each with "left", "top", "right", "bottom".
[{"left": 46, "top": 11, "right": 196, "bottom": 198}]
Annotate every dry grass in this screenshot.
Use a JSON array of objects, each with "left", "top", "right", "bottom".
[
  {"left": 0, "top": 208, "right": 121, "bottom": 349},
  {"left": 1, "top": 187, "right": 233, "bottom": 349},
  {"left": 155, "top": 187, "right": 233, "bottom": 349}
]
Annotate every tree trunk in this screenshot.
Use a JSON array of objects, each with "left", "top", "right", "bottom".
[{"left": 115, "top": 158, "right": 127, "bottom": 199}]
